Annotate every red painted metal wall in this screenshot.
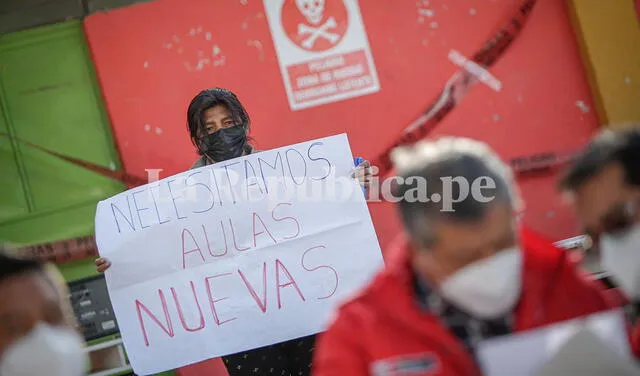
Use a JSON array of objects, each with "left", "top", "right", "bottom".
[{"left": 83, "top": 0, "right": 598, "bottom": 374}]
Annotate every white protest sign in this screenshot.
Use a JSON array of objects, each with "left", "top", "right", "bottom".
[
  {"left": 477, "top": 308, "right": 634, "bottom": 376},
  {"left": 94, "top": 134, "right": 384, "bottom": 375},
  {"left": 264, "top": 0, "right": 380, "bottom": 110},
  {"left": 536, "top": 330, "right": 640, "bottom": 376}
]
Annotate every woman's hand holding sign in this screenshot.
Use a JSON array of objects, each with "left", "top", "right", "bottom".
[
  {"left": 352, "top": 158, "right": 372, "bottom": 189},
  {"left": 95, "top": 257, "right": 111, "bottom": 273}
]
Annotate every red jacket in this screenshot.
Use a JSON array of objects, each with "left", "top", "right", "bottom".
[{"left": 313, "top": 228, "right": 617, "bottom": 376}]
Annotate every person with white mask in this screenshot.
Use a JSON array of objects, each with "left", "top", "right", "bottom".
[
  {"left": 0, "top": 247, "right": 87, "bottom": 376},
  {"left": 558, "top": 124, "right": 640, "bottom": 357},
  {"left": 313, "top": 137, "right": 617, "bottom": 376}
]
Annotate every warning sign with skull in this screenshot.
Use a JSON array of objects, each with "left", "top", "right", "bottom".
[{"left": 264, "top": 0, "right": 380, "bottom": 110}]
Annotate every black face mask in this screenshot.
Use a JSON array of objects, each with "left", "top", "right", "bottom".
[{"left": 200, "top": 125, "right": 247, "bottom": 162}]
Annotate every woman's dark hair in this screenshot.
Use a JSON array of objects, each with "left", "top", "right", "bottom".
[{"left": 187, "top": 88, "right": 252, "bottom": 155}]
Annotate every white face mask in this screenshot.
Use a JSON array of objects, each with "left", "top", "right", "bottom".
[
  {"left": 600, "top": 223, "right": 640, "bottom": 300},
  {"left": 439, "top": 247, "right": 523, "bottom": 319},
  {"left": 0, "top": 323, "right": 87, "bottom": 376}
]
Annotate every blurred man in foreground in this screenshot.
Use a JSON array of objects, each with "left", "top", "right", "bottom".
[
  {"left": 313, "top": 137, "right": 616, "bottom": 375},
  {"left": 559, "top": 125, "right": 640, "bottom": 355},
  {"left": 0, "top": 246, "right": 86, "bottom": 376}
]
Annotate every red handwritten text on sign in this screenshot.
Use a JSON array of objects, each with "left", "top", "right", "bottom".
[{"left": 136, "top": 239, "right": 338, "bottom": 347}]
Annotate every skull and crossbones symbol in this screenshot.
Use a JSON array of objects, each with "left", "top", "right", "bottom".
[{"left": 295, "top": 0, "right": 340, "bottom": 49}]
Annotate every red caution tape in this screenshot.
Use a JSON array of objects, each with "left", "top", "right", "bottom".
[
  {"left": 371, "top": 0, "right": 538, "bottom": 176},
  {"left": 11, "top": 235, "right": 98, "bottom": 264},
  {"left": 1, "top": 133, "right": 144, "bottom": 263},
  {"left": 511, "top": 150, "right": 580, "bottom": 177},
  {"left": 0, "top": 132, "right": 147, "bottom": 186}
]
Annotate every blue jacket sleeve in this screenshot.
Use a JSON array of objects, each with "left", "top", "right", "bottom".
[{"left": 354, "top": 157, "right": 367, "bottom": 195}]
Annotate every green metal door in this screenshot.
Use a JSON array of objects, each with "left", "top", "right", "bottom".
[
  {"left": 0, "top": 20, "right": 178, "bottom": 376},
  {"left": 0, "top": 21, "right": 124, "bottom": 245}
]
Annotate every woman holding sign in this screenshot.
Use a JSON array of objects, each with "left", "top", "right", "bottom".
[{"left": 96, "top": 87, "right": 372, "bottom": 376}]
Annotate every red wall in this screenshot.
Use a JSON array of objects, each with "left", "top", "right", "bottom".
[{"left": 84, "top": 0, "right": 598, "bottom": 374}]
